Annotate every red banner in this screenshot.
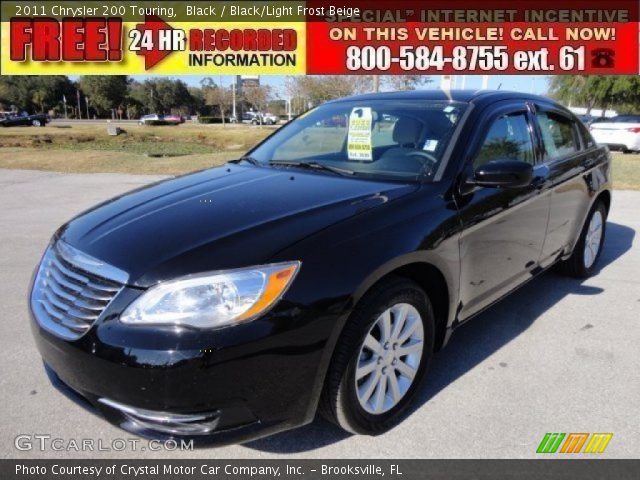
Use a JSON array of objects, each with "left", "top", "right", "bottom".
[{"left": 306, "top": 0, "right": 639, "bottom": 74}]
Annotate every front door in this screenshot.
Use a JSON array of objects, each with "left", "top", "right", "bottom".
[{"left": 456, "top": 103, "right": 550, "bottom": 320}]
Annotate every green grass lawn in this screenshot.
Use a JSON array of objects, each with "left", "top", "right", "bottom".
[
  {"left": 0, "top": 123, "right": 272, "bottom": 175},
  {"left": 1, "top": 123, "right": 639, "bottom": 189},
  {"left": 610, "top": 152, "right": 640, "bottom": 190}
]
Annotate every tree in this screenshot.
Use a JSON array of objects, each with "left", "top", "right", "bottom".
[
  {"left": 126, "top": 80, "right": 149, "bottom": 117},
  {"left": 267, "top": 99, "right": 287, "bottom": 116},
  {"left": 148, "top": 78, "right": 194, "bottom": 114},
  {"left": 291, "top": 76, "right": 371, "bottom": 106},
  {"left": 32, "top": 90, "right": 47, "bottom": 113},
  {"left": 201, "top": 78, "right": 232, "bottom": 124},
  {"left": 188, "top": 86, "right": 207, "bottom": 115},
  {"left": 547, "top": 75, "right": 637, "bottom": 115},
  {"left": 242, "top": 84, "right": 273, "bottom": 124},
  {"left": 0, "top": 76, "right": 74, "bottom": 114},
  {"left": 125, "top": 78, "right": 196, "bottom": 116},
  {"left": 385, "top": 76, "right": 431, "bottom": 91},
  {"left": 78, "top": 76, "right": 129, "bottom": 116},
  {"left": 549, "top": 75, "right": 589, "bottom": 108},
  {"left": 584, "top": 76, "right": 617, "bottom": 114},
  {"left": 608, "top": 76, "right": 640, "bottom": 113}
]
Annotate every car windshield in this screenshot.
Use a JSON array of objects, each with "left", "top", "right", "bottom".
[{"left": 247, "top": 99, "right": 467, "bottom": 181}]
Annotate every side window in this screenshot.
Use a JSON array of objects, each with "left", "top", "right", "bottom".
[
  {"left": 474, "top": 112, "right": 534, "bottom": 168},
  {"left": 536, "top": 112, "right": 579, "bottom": 159},
  {"left": 578, "top": 121, "right": 595, "bottom": 149}
]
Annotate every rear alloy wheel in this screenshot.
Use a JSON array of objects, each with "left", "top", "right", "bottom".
[
  {"left": 558, "top": 201, "right": 607, "bottom": 278},
  {"left": 583, "top": 209, "right": 604, "bottom": 269},
  {"left": 320, "top": 277, "right": 434, "bottom": 435},
  {"left": 31, "top": 119, "right": 41, "bottom": 127}
]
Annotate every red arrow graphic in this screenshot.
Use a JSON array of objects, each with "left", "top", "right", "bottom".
[{"left": 133, "top": 15, "right": 175, "bottom": 70}]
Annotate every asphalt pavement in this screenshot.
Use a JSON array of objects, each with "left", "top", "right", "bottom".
[{"left": 0, "top": 169, "right": 638, "bottom": 459}]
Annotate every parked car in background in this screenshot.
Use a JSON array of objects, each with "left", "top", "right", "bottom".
[
  {"left": 164, "top": 114, "right": 185, "bottom": 125},
  {"left": 576, "top": 115, "right": 616, "bottom": 127},
  {"left": 138, "top": 114, "right": 162, "bottom": 126},
  {"left": 138, "top": 114, "right": 183, "bottom": 126},
  {"left": 590, "top": 116, "right": 610, "bottom": 124},
  {"left": 0, "top": 112, "right": 48, "bottom": 127},
  {"left": 240, "top": 112, "right": 257, "bottom": 124},
  {"left": 29, "top": 90, "right": 611, "bottom": 444},
  {"left": 241, "top": 111, "right": 279, "bottom": 125},
  {"left": 258, "top": 112, "right": 279, "bottom": 125},
  {"left": 590, "top": 114, "right": 640, "bottom": 152}
]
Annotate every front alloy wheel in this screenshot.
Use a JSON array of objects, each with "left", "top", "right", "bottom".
[
  {"left": 321, "top": 277, "right": 434, "bottom": 435},
  {"left": 355, "top": 303, "right": 424, "bottom": 414}
]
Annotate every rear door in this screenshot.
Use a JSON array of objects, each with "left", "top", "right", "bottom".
[
  {"left": 531, "top": 105, "right": 603, "bottom": 265},
  {"left": 456, "top": 101, "right": 550, "bottom": 320}
]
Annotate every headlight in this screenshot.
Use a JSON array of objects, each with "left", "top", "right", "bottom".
[{"left": 120, "top": 262, "right": 300, "bottom": 329}]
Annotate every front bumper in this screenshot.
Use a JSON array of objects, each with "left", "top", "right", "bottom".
[
  {"left": 43, "top": 363, "right": 281, "bottom": 445},
  {"left": 30, "top": 287, "right": 335, "bottom": 445}
]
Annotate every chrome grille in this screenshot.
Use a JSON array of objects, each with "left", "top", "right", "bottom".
[{"left": 31, "top": 241, "right": 127, "bottom": 340}]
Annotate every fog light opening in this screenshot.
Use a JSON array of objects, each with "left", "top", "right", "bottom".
[{"left": 98, "top": 398, "right": 220, "bottom": 436}]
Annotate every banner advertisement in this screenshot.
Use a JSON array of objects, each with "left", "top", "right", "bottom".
[{"left": 1, "top": 1, "right": 638, "bottom": 75}]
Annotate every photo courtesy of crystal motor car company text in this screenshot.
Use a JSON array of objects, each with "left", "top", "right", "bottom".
[{"left": 0, "top": 1, "right": 639, "bottom": 475}]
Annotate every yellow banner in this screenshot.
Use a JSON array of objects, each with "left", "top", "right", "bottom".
[{"left": 0, "top": 20, "right": 306, "bottom": 75}]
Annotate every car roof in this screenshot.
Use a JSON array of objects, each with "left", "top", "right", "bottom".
[{"left": 328, "top": 89, "right": 561, "bottom": 110}]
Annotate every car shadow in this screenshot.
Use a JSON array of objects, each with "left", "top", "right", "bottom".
[{"left": 243, "top": 222, "right": 634, "bottom": 453}]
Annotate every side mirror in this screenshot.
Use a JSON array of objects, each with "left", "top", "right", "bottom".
[{"left": 471, "top": 160, "right": 534, "bottom": 189}]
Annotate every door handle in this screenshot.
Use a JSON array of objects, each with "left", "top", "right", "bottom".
[
  {"left": 531, "top": 165, "right": 551, "bottom": 190},
  {"left": 531, "top": 176, "right": 548, "bottom": 190}
]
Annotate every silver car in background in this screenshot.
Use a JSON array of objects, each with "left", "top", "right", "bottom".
[{"left": 590, "top": 114, "right": 640, "bottom": 152}]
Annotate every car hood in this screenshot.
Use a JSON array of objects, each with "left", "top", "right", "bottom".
[{"left": 58, "top": 165, "right": 417, "bottom": 287}]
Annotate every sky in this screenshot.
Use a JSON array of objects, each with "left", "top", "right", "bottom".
[{"left": 123, "top": 74, "right": 550, "bottom": 96}]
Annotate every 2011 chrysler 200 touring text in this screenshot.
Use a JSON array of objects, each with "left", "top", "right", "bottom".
[{"left": 30, "top": 91, "right": 611, "bottom": 443}]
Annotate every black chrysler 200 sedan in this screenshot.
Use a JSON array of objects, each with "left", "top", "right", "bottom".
[{"left": 30, "top": 90, "right": 611, "bottom": 443}]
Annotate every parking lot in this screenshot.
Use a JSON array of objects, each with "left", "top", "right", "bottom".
[{"left": 0, "top": 168, "right": 638, "bottom": 459}]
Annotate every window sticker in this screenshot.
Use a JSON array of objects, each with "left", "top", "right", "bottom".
[
  {"left": 348, "top": 107, "right": 373, "bottom": 161},
  {"left": 423, "top": 139, "right": 438, "bottom": 152}
]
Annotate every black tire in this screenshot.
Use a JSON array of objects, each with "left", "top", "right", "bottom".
[
  {"left": 320, "top": 276, "right": 435, "bottom": 435},
  {"left": 557, "top": 201, "right": 607, "bottom": 278}
]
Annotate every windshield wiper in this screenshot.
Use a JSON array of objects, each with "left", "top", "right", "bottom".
[
  {"left": 229, "top": 156, "right": 261, "bottom": 166},
  {"left": 269, "top": 160, "right": 355, "bottom": 176}
]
